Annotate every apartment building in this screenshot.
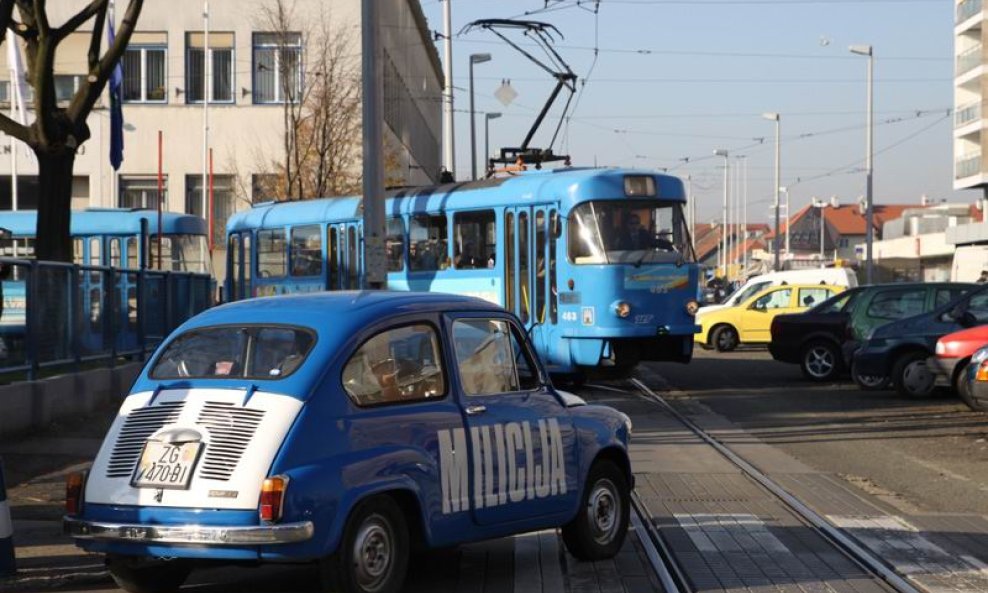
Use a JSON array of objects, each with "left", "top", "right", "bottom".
[
  {"left": 0, "top": 0, "right": 443, "bottom": 274},
  {"left": 955, "top": 0, "right": 988, "bottom": 191}
]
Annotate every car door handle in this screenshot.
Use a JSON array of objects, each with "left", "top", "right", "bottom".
[{"left": 465, "top": 405, "right": 487, "bottom": 416}]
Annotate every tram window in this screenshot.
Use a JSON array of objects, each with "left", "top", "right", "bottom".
[
  {"left": 549, "top": 210, "right": 558, "bottom": 324},
  {"left": 229, "top": 234, "right": 242, "bottom": 299},
  {"left": 127, "top": 237, "right": 139, "bottom": 270},
  {"left": 109, "top": 238, "right": 121, "bottom": 268},
  {"left": 89, "top": 238, "right": 101, "bottom": 267},
  {"left": 347, "top": 227, "right": 359, "bottom": 289},
  {"left": 149, "top": 238, "right": 173, "bottom": 271},
  {"left": 409, "top": 214, "right": 449, "bottom": 272},
  {"left": 535, "top": 211, "right": 546, "bottom": 323},
  {"left": 505, "top": 212, "right": 514, "bottom": 312},
  {"left": 257, "top": 229, "right": 287, "bottom": 278},
  {"left": 387, "top": 218, "right": 405, "bottom": 272},
  {"left": 72, "top": 239, "right": 84, "bottom": 264},
  {"left": 327, "top": 227, "right": 338, "bottom": 289},
  {"left": 568, "top": 200, "right": 694, "bottom": 265},
  {"left": 453, "top": 210, "right": 495, "bottom": 270},
  {"left": 519, "top": 212, "right": 530, "bottom": 324},
  {"left": 291, "top": 225, "right": 322, "bottom": 277},
  {"left": 243, "top": 233, "right": 253, "bottom": 288}
]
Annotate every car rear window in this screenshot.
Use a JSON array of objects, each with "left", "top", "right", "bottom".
[
  {"left": 151, "top": 325, "right": 315, "bottom": 380},
  {"left": 866, "top": 289, "right": 925, "bottom": 320}
]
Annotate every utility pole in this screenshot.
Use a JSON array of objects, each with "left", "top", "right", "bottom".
[
  {"left": 362, "top": 0, "right": 386, "bottom": 288},
  {"left": 763, "top": 113, "right": 781, "bottom": 271},
  {"left": 714, "top": 149, "right": 729, "bottom": 277},
  {"left": 441, "top": 0, "right": 455, "bottom": 179}
]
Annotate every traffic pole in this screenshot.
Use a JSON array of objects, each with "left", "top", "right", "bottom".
[
  {"left": 362, "top": 0, "right": 387, "bottom": 289},
  {"left": 0, "top": 458, "right": 15, "bottom": 577}
]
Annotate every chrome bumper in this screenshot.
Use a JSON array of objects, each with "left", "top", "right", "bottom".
[{"left": 64, "top": 517, "right": 314, "bottom": 546}]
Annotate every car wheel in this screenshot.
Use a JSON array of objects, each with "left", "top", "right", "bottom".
[
  {"left": 106, "top": 554, "right": 192, "bottom": 593},
  {"left": 712, "top": 326, "right": 739, "bottom": 353},
  {"left": 892, "top": 351, "right": 936, "bottom": 398},
  {"left": 800, "top": 341, "right": 841, "bottom": 382},
  {"left": 851, "top": 363, "right": 889, "bottom": 391},
  {"left": 321, "top": 496, "right": 409, "bottom": 593},
  {"left": 562, "top": 459, "right": 630, "bottom": 561},
  {"left": 955, "top": 363, "right": 988, "bottom": 411}
]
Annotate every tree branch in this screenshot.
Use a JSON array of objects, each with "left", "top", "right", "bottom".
[
  {"left": 56, "top": 0, "right": 104, "bottom": 43},
  {"left": 86, "top": 1, "right": 106, "bottom": 71},
  {"left": 31, "top": 0, "right": 47, "bottom": 37},
  {"left": 0, "top": 110, "right": 31, "bottom": 144}
]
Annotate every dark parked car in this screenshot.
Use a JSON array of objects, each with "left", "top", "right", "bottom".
[
  {"left": 769, "top": 282, "right": 974, "bottom": 383},
  {"left": 853, "top": 284, "right": 988, "bottom": 398}
]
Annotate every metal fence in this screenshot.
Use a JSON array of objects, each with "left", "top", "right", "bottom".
[{"left": 0, "top": 258, "right": 212, "bottom": 379}]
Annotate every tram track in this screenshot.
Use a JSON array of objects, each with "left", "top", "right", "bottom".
[{"left": 611, "top": 378, "right": 926, "bottom": 593}]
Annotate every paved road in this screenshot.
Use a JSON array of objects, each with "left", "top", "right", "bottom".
[{"left": 646, "top": 347, "right": 988, "bottom": 516}]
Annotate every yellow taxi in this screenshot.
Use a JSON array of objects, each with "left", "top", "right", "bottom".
[{"left": 698, "top": 283, "right": 845, "bottom": 352}]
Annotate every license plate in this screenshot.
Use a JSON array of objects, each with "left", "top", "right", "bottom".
[{"left": 131, "top": 440, "right": 203, "bottom": 489}]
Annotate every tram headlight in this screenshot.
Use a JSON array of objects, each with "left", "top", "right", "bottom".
[
  {"left": 685, "top": 300, "right": 700, "bottom": 316},
  {"left": 612, "top": 301, "right": 632, "bottom": 318}
]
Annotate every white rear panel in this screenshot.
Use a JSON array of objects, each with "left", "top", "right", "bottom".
[{"left": 86, "top": 388, "right": 303, "bottom": 511}]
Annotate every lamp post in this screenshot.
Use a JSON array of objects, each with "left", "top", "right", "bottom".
[
  {"left": 469, "top": 53, "right": 492, "bottom": 180},
  {"left": 850, "top": 44, "right": 874, "bottom": 283},
  {"left": 812, "top": 196, "right": 828, "bottom": 261},
  {"left": 714, "top": 149, "right": 729, "bottom": 277},
  {"left": 484, "top": 112, "right": 501, "bottom": 177},
  {"left": 762, "top": 113, "right": 781, "bottom": 271}
]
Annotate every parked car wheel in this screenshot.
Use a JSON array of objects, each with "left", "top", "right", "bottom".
[
  {"left": 892, "top": 351, "right": 937, "bottom": 398},
  {"left": 322, "top": 495, "right": 410, "bottom": 593},
  {"left": 712, "top": 325, "right": 739, "bottom": 352},
  {"left": 562, "top": 459, "right": 630, "bottom": 561},
  {"left": 851, "top": 363, "right": 889, "bottom": 391},
  {"left": 106, "top": 554, "right": 192, "bottom": 593},
  {"left": 800, "top": 340, "right": 841, "bottom": 382},
  {"left": 955, "top": 363, "right": 988, "bottom": 411}
]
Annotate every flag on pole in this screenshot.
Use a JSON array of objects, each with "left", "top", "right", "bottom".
[
  {"left": 108, "top": 14, "right": 124, "bottom": 170},
  {"left": 5, "top": 31, "right": 26, "bottom": 125}
]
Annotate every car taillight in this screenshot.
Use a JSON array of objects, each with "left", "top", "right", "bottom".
[
  {"left": 259, "top": 476, "right": 288, "bottom": 523},
  {"left": 977, "top": 361, "right": 988, "bottom": 383},
  {"left": 65, "top": 471, "right": 86, "bottom": 515}
]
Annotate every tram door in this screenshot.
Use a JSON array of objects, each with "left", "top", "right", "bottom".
[
  {"left": 503, "top": 207, "right": 557, "bottom": 350},
  {"left": 329, "top": 222, "right": 362, "bottom": 290}
]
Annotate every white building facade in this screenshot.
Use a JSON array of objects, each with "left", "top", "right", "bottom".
[
  {"left": 0, "top": 0, "right": 443, "bottom": 274},
  {"left": 955, "top": 0, "right": 988, "bottom": 191}
]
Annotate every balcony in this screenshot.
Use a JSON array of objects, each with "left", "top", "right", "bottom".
[
  {"left": 956, "top": 101, "right": 982, "bottom": 127},
  {"left": 956, "top": 152, "right": 982, "bottom": 179},
  {"left": 958, "top": 0, "right": 983, "bottom": 23},
  {"left": 957, "top": 44, "right": 984, "bottom": 77}
]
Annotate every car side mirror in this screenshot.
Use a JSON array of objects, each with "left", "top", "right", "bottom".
[{"left": 750, "top": 302, "right": 766, "bottom": 312}]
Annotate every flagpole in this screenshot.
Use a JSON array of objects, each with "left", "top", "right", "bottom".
[
  {"left": 202, "top": 1, "right": 209, "bottom": 225},
  {"left": 6, "top": 31, "right": 18, "bottom": 213}
]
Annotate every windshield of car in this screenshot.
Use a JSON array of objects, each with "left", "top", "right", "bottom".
[
  {"left": 728, "top": 280, "right": 772, "bottom": 306},
  {"left": 810, "top": 288, "right": 859, "bottom": 314},
  {"left": 151, "top": 325, "right": 315, "bottom": 380},
  {"left": 568, "top": 200, "right": 696, "bottom": 265}
]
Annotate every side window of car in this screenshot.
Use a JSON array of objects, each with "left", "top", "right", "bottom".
[
  {"left": 798, "top": 288, "right": 831, "bottom": 309},
  {"left": 936, "top": 288, "right": 968, "bottom": 308},
  {"left": 965, "top": 292, "right": 988, "bottom": 322},
  {"left": 755, "top": 288, "right": 791, "bottom": 310},
  {"left": 342, "top": 324, "right": 446, "bottom": 407},
  {"left": 453, "top": 318, "right": 539, "bottom": 395},
  {"left": 866, "top": 289, "right": 926, "bottom": 320}
]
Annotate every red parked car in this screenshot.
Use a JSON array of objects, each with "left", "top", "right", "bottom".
[{"left": 928, "top": 325, "right": 988, "bottom": 398}]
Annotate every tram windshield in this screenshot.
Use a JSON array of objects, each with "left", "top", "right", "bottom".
[
  {"left": 150, "top": 234, "right": 211, "bottom": 274},
  {"left": 568, "top": 200, "right": 695, "bottom": 265}
]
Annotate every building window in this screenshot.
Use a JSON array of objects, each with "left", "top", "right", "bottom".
[
  {"left": 839, "top": 238, "right": 849, "bottom": 248},
  {"left": 123, "top": 46, "right": 167, "bottom": 103},
  {"left": 0, "top": 78, "right": 34, "bottom": 108},
  {"left": 54, "top": 75, "right": 83, "bottom": 105},
  {"left": 186, "top": 32, "right": 234, "bottom": 104},
  {"left": 186, "top": 174, "right": 234, "bottom": 246},
  {"left": 119, "top": 176, "right": 167, "bottom": 210},
  {"left": 252, "top": 32, "right": 302, "bottom": 104}
]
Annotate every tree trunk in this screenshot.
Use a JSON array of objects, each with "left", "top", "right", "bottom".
[{"left": 35, "top": 150, "right": 76, "bottom": 263}]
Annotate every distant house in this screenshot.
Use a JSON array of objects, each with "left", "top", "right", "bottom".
[{"left": 693, "top": 222, "right": 771, "bottom": 275}]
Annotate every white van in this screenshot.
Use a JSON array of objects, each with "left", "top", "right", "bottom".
[{"left": 699, "top": 267, "right": 858, "bottom": 316}]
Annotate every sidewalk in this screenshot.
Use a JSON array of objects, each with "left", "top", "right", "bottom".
[{"left": 0, "top": 402, "right": 117, "bottom": 591}]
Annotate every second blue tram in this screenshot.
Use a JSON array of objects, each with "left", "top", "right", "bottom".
[{"left": 225, "top": 168, "right": 700, "bottom": 374}]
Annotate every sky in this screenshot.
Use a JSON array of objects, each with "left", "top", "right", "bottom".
[{"left": 419, "top": 0, "right": 957, "bottom": 226}]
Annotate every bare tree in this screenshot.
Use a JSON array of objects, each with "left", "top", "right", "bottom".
[{"left": 0, "top": 1, "right": 143, "bottom": 262}]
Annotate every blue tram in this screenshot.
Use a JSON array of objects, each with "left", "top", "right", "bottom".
[
  {"left": 0, "top": 209, "right": 212, "bottom": 354},
  {"left": 225, "top": 168, "right": 700, "bottom": 374}
]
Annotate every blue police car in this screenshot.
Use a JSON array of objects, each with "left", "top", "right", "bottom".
[{"left": 64, "top": 292, "right": 634, "bottom": 593}]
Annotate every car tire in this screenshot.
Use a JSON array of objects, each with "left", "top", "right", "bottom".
[
  {"left": 711, "top": 325, "right": 739, "bottom": 353},
  {"left": 562, "top": 459, "right": 630, "bottom": 561},
  {"left": 106, "top": 554, "right": 192, "bottom": 593},
  {"left": 800, "top": 340, "right": 841, "bottom": 382},
  {"left": 892, "top": 351, "right": 936, "bottom": 398},
  {"left": 956, "top": 363, "right": 988, "bottom": 411},
  {"left": 321, "top": 495, "right": 410, "bottom": 593},
  {"left": 851, "top": 362, "right": 889, "bottom": 391}
]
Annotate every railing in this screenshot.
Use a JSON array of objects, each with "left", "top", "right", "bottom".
[
  {"left": 955, "top": 152, "right": 982, "bottom": 179},
  {"left": 957, "top": 44, "right": 983, "bottom": 77},
  {"left": 0, "top": 258, "right": 212, "bottom": 380},
  {"left": 958, "top": 0, "right": 983, "bottom": 24},
  {"left": 955, "top": 101, "right": 982, "bottom": 127}
]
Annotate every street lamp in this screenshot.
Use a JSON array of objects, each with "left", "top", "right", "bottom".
[
  {"left": 850, "top": 44, "right": 873, "bottom": 283},
  {"left": 469, "top": 53, "right": 492, "bottom": 181},
  {"left": 762, "top": 112, "right": 781, "bottom": 271},
  {"left": 484, "top": 112, "right": 501, "bottom": 178},
  {"left": 714, "top": 149, "right": 729, "bottom": 277}
]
